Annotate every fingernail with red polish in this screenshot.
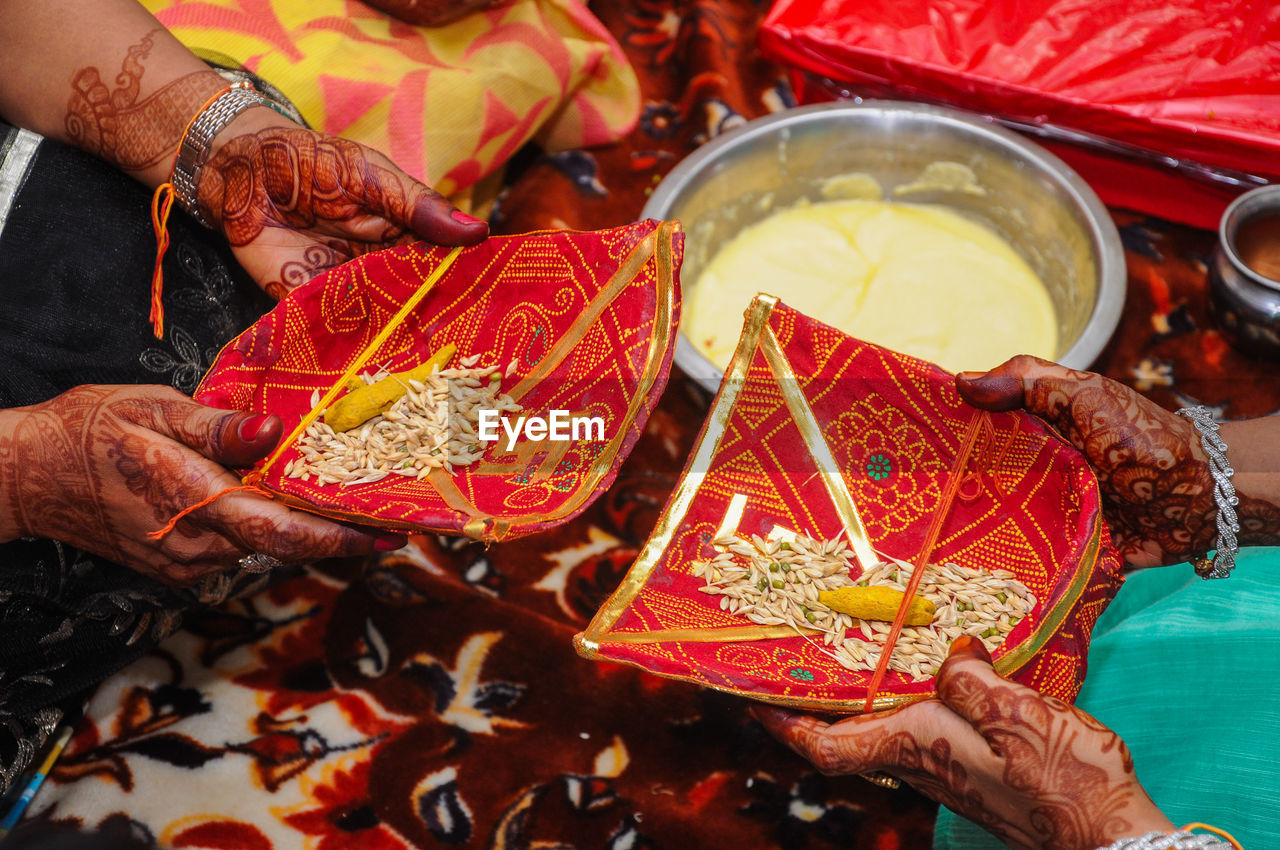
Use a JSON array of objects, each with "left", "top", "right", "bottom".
[
  {"left": 451, "top": 209, "right": 484, "bottom": 225},
  {"left": 237, "top": 413, "right": 273, "bottom": 443},
  {"left": 374, "top": 535, "right": 408, "bottom": 552},
  {"left": 948, "top": 634, "right": 993, "bottom": 664},
  {"left": 749, "top": 704, "right": 785, "bottom": 725}
]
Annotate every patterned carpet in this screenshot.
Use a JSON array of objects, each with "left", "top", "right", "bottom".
[{"left": 22, "top": 0, "right": 1280, "bottom": 847}]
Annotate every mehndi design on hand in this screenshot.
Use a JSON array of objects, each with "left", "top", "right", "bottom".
[
  {"left": 957, "top": 355, "right": 1280, "bottom": 567},
  {"left": 65, "top": 29, "right": 224, "bottom": 173},
  {"left": 196, "top": 126, "right": 487, "bottom": 297}
]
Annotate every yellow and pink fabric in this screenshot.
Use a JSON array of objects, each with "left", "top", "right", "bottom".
[{"left": 143, "top": 0, "right": 641, "bottom": 207}]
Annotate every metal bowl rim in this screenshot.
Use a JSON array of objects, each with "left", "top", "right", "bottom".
[{"left": 642, "top": 100, "right": 1126, "bottom": 387}]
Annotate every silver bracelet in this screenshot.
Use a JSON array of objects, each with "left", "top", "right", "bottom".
[
  {"left": 1175, "top": 405, "right": 1239, "bottom": 579},
  {"left": 1097, "top": 830, "right": 1233, "bottom": 849},
  {"left": 171, "top": 81, "right": 277, "bottom": 227}
]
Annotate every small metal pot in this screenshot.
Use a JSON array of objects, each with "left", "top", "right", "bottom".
[{"left": 1210, "top": 185, "right": 1280, "bottom": 359}]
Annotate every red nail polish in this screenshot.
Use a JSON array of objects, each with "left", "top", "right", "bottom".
[
  {"left": 374, "top": 535, "right": 408, "bottom": 552},
  {"left": 237, "top": 413, "right": 273, "bottom": 443},
  {"left": 948, "top": 634, "right": 993, "bottom": 664},
  {"left": 451, "top": 209, "right": 483, "bottom": 225}
]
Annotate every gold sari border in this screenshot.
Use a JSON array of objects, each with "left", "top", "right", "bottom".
[
  {"left": 593, "top": 624, "right": 814, "bottom": 645},
  {"left": 579, "top": 293, "right": 777, "bottom": 646},
  {"left": 759, "top": 326, "right": 877, "bottom": 570},
  {"left": 434, "top": 221, "right": 681, "bottom": 540}
]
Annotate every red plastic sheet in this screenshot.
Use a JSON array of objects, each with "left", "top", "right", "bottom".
[{"left": 761, "top": 0, "right": 1280, "bottom": 229}]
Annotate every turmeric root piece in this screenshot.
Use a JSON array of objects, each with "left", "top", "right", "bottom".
[
  {"left": 817, "top": 586, "right": 936, "bottom": 625},
  {"left": 324, "top": 343, "right": 457, "bottom": 433}
]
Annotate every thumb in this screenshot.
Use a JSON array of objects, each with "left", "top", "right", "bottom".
[
  {"left": 119, "top": 389, "right": 283, "bottom": 468},
  {"left": 934, "top": 635, "right": 1011, "bottom": 747},
  {"left": 955, "top": 354, "right": 1063, "bottom": 413},
  {"left": 356, "top": 148, "right": 488, "bottom": 247},
  {"left": 406, "top": 185, "right": 489, "bottom": 247},
  {"left": 209, "top": 411, "right": 284, "bottom": 468}
]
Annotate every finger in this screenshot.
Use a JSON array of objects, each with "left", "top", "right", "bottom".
[
  {"left": 751, "top": 707, "right": 853, "bottom": 774},
  {"left": 934, "top": 635, "right": 1023, "bottom": 751},
  {"left": 149, "top": 536, "right": 246, "bottom": 586},
  {"left": 408, "top": 190, "right": 489, "bottom": 246},
  {"left": 751, "top": 704, "right": 906, "bottom": 775},
  {"left": 355, "top": 149, "right": 488, "bottom": 246},
  {"left": 954, "top": 355, "right": 1063, "bottom": 411},
  {"left": 203, "top": 490, "right": 406, "bottom": 563},
  {"left": 111, "top": 387, "right": 283, "bottom": 468}
]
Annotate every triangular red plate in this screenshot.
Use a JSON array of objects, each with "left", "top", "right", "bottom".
[{"left": 576, "top": 295, "right": 1123, "bottom": 712}]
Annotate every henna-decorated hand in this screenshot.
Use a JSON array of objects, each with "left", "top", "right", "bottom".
[
  {"left": 197, "top": 109, "right": 489, "bottom": 299},
  {"left": 955, "top": 355, "right": 1280, "bottom": 568},
  {"left": 0, "top": 385, "right": 405, "bottom": 585},
  {"left": 753, "top": 637, "right": 1174, "bottom": 850}
]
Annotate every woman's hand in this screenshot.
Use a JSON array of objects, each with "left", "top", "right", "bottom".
[
  {"left": 957, "top": 356, "right": 1247, "bottom": 567},
  {"left": 753, "top": 637, "right": 1173, "bottom": 850},
  {"left": 0, "top": 385, "right": 404, "bottom": 585},
  {"left": 0, "top": 2, "right": 486, "bottom": 300},
  {"left": 197, "top": 108, "right": 489, "bottom": 299}
]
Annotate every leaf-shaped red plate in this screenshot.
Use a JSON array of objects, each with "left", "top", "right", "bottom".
[{"left": 196, "top": 221, "right": 682, "bottom": 541}]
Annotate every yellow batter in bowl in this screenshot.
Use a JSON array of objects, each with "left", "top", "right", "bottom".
[{"left": 685, "top": 199, "right": 1057, "bottom": 373}]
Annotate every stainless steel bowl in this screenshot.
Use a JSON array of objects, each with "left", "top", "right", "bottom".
[{"left": 642, "top": 101, "right": 1126, "bottom": 391}]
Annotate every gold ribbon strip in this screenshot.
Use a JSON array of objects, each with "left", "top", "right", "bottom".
[
  {"left": 759, "top": 326, "right": 877, "bottom": 570},
  {"left": 248, "top": 246, "right": 463, "bottom": 482},
  {"left": 599, "top": 624, "right": 815, "bottom": 645},
  {"left": 578, "top": 293, "right": 774, "bottom": 653}
]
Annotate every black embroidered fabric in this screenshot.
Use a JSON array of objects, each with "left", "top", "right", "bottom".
[{"left": 0, "top": 120, "right": 274, "bottom": 793}]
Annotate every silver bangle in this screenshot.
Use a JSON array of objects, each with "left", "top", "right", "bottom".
[
  {"left": 1175, "top": 405, "right": 1239, "bottom": 579},
  {"left": 171, "top": 81, "right": 276, "bottom": 227},
  {"left": 1097, "top": 830, "right": 1233, "bottom": 849}
]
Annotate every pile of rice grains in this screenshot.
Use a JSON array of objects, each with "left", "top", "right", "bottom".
[
  {"left": 692, "top": 532, "right": 1035, "bottom": 681},
  {"left": 284, "top": 345, "right": 521, "bottom": 486}
]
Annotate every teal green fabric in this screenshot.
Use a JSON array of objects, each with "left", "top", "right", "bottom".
[{"left": 933, "top": 547, "right": 1280, "bottom": 849}]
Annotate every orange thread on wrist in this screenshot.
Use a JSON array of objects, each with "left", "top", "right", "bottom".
[
  {"left": 862, "top": 410, "right": 989, "bottom": 713},
  {"left": 148, "top": 84, "right": 234, "bottom": 340},
  {"left": 147, "top": 245, "right": 463, "bottom": 541},
  {"left": 1181, "top": 822, "right": 1243, "bottom": 849},
  {"left": 149, "top": 184, "right": 176, "bottom": 338}
]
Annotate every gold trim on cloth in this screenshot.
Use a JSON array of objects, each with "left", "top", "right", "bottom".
[
  {"left": 574, "top": 293, "right": 1104, "bottom": 712},
  {"left": 229, "top": 222, "right": 681, "bottom": 541},
  {"left": 577, "top": 293, "right": 774, "bottom": 656},
  {"left": 600, "top": 625, "right": 814, "bottom": 645},
  {"left": 760, "top": 326, "right": 876, "bottom": 569}
]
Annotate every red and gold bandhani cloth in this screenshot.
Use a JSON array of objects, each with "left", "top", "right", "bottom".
[
  {"left": 196, "top": 220, "right": 681, "bottom": 541},
  {"left": 577, "top": 295, "right": 1124, "bottom": 712}
]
